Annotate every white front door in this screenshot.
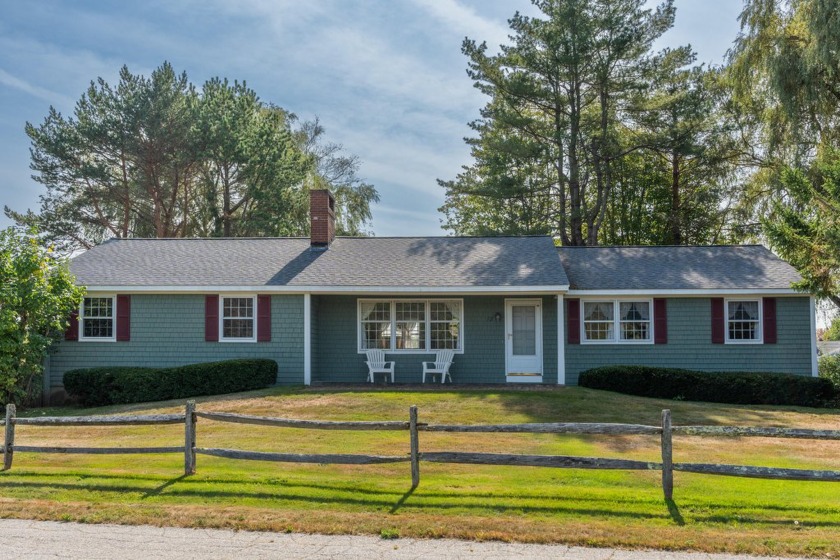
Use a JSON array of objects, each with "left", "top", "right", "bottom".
[{"left": 505, "top": 299, "right": 543, "bottom": 381}]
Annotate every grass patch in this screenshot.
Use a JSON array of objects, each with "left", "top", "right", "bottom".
[{"left": 2, "top": 386, "right": 840, "bottom": 557}]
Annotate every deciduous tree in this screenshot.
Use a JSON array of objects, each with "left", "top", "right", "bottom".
[{"left": 0, "top": 227, "right": 84, "bottom": 405}]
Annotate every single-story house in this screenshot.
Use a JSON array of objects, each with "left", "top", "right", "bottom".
[{"left": 44, "top": 190, "right": 818, "bottom": 403}]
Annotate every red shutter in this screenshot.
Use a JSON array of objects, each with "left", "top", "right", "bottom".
[
  {"left": 257, "top": 295, "right": 271, "bottom": 342},
  {"left": 205, "top": 295, "right": 219, "bottom": 342},
  {"left": 653, "top": 298, "right": 668, "bottom": 344},
  {"left": 763, "top": 297, "right": 777, "bottom": 344},
  {"left": 567, "top": 298, "right": 580, "bottom": 344},
  {"left": 116, "top": 295, "right": 131, "bottom": 341},
  {"left": 711, "top": 298, "right": 725, "bottom": 344},
  {"left": 64, "top": 310, "right": 79, "bottom": 341}
]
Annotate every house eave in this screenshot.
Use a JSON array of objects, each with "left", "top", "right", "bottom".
[
  {"left": 565, "top": 288, "right": 801, "bottom": 296},
  {"left": 81, "top": 284, "right": 571, "bottom": 295}
]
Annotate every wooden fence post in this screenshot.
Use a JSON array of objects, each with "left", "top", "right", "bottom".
[
  {"left": 3, "top": 404, "right": 16, "bottom": 471},
  {"left": 409, "top": 405, "right": 420, "bottom": 489},
  {"left": 185, "top": 401, "right": 196, "bottom": 475},
  {"left": 661, "top": 409, "right": 673, "bottom": 500}
]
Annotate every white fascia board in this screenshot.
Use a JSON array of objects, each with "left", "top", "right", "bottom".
[
  {"left": 82, "top": 284, "right": 571, "bottom": 295},
  {"left": 565, "top": 288, "right": 800, "bottom": 296}
]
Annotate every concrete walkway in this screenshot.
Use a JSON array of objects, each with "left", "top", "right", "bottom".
[{"left": 0, "top": 519, "right": 810, "bottom": 560}]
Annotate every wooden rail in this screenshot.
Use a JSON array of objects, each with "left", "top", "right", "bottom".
[
  {"left": 420, "top": 422, "right": 661, "bottom": 435},
  {"left": 3, "top": 402, "right": 839, "bottom": 500},
  {"left": 671, "top": 426, "right": 840, "bottom": 440},
  {"left": 421, "top": 452, "right": 660, "bottom": 470},
  {"left": 196, "top": 448, "right": 410, "bottom": 464},
  {"left": 196, "top": 411, "right": 409, "bottom": 431},
  {"left": 12, "top": 414, "right": 185, "bottom": 426},
  {"left": 14, "top": 446, "right": 184, "bottom": 454},
  {"left": 2, "top": 403, "right": 191, "bottom": 472}
]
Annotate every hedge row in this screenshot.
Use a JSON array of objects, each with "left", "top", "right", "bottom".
[
  {"left": 578, "top": 365, "right": 837, "bottom": 408},
  {"left": 63, "top": 359, "right": 278, "bottom": 406}
]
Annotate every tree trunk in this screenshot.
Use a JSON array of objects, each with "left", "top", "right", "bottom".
[{"left": 669, "top": 151, "right": 682, "bottom": 245}]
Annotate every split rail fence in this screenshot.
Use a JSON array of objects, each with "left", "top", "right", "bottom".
[{"left": 3, "top": 402, "right": 840, "bottom": 499}]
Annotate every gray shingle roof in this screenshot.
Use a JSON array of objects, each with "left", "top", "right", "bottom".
[
  {"left": 556, "top": 245, "right": 801, "bottom": 291},
  {"left": 70, "top": 236, "right": 568, "bottom": 289}
]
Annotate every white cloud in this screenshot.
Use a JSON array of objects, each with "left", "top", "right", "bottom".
[
  {"left": 410, "top": 0, "right": 511, "bottom": 48},
  {"left": 0, "top": 68, "right": 74, "bottom": 108}
]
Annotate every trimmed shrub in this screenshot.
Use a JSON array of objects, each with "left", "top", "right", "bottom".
[
  {"left": 578, "top": 365, "right": 837, "bottom": 408},
  {"left": 63, "top": 359, "right": 278, "bottom": 406}
]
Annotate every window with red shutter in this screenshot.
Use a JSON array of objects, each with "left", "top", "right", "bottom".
[
  {"left": 567, "top": 299, "right": 580, "bottom": 344},
  {"left": 116, "top": 295, "right": 131, "bottom": 342},
  {"left": 763, "top": 297, "right": 777, "bottom": 344},
  {"left": 653, "top": 298, "right": 667, "bottom": 344},
  {"left": 711, "top": 298, "right": 725, "bottom": 344},
  {"left": 205, "top": 295, "right": 219, "bottom": 342},
  {"left": 257, "top": 295, "right": 271, "bottom": 342}
]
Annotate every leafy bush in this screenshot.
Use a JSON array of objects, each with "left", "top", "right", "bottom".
[
  {"left": 63, "top": 359, "right": 277, "bottom": 406},
  {"left": 579, "top": 365, "right": 837, "bottom": 408},
  {"left": 819, "top": 355, "right": 840, "bottom": 389},
  {"left": 823, "top": 316, "right": 840, "bottom": 341}
]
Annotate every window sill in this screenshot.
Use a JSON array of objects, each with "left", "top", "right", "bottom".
[
  {"left": 357, "top": 349, "right": 464, "bottom": 355},
  {"left": 580, "top": 340, "right": 654, "bottom": 345},
  {"left": 77, "top": 337, "right": 117, "bottom": 343}
]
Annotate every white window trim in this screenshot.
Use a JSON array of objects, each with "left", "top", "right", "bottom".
[
  {"left": 78, "top": 294, "right": 117, "bottom": 342},
  {"left": 724, "top": 298, "right": 763, "bottom": 345},
  {"left": 357, "top": 298, "right": 465, "bottom": 354},
  {"left": 219, "top": 294, "right": 258, "bottom": 343},
  {"left": 580, "top": 298, "right": 654, "bottom": 345}
]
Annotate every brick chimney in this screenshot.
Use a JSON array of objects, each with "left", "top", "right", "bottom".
[{"left": 310, "top": 189, "right": 336, "bottom": 248}]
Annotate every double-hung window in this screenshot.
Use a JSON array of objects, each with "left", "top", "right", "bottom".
[
  {"left": 583, "top": 302, "right": 614, "bottom": 341},
  {"left": 359, "top": 299, "right": 463, "bottom": 352},
  {"left": 395, "top": 301, "right": 426, "bottom": 350},
  {"left": 221, "top": 296, "right": 256, "bottom": 342},
  {"left": 80, "top": 296, "right": 116, "bottom": 341},
  {"left": 582, "top": 299, "right": 652, "bottom": 343},
  {"left": 726, "top": 299, "right": 761, "bottom": 343}
]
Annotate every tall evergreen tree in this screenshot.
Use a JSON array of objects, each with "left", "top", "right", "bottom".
[
  {"left": 194, "top": 79, "right": 310, "bottom": 238},
  {"left": 440, "top": 0, "right": 678, "bottom": 245},
  {"left": 7, "top": 63, "right": 379, "bottom": 251},
  {"left": 625, "top": 59, "right": 741, "bottom": 245}
]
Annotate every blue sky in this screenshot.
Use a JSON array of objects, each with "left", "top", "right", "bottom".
[{"left": 0, "top": 0, "right": 743, "bottom": 237}]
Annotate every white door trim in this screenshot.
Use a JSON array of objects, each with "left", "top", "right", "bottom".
[
  {"left": 557, "top": 295, "right": 565, "bottom": 385},
  {"left": 304, "top": 293, "right": 312, "bottom": 386},
  {"left": 505, "top": 298, "right": 543, "bottom": 382}
]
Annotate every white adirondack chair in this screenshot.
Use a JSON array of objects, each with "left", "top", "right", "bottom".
[
  {"left": 422, "top": 350, "right": 455, "bottom": 384},
  {"left": 365, "top": 349, "right": 395, "bottom": 383}
]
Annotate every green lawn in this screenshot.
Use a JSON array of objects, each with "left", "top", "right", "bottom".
[{"left": 2, "top": 386, "right": 839, "bottom": 557}]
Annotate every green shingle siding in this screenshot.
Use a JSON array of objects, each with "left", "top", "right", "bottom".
[
  {"left": 48, "top": 293, "right": 813, "bottom": 392},
  {"left": 48, "top": 294, "right": 305, "bottom": 390},
  {"left": 564, "top": 296, "right": 813, "bottom": 385},
  {"left": 313, "top": 295, "right": 559, "bottom": 384}
]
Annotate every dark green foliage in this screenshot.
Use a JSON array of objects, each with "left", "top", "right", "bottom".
[
  {"left": 440, "top": 0, "right": 681, "bottom": 246},
  {"left": 819, "top": 355, "right": 840, "bottom": 390},
  {"left": 579, "top": 365, "right": 836, "bottom": 408},
  {"left": 6, "top": 62, "right": 378, "bottom": 252},
  {"left": 764, "top": 152, "right": 840, "bottom": 309},
  {"left": 63, "top": 359, "right": 278, "bottom": 406},
  {"left": 0, "top": 227, "right": 84, "bottom": 405}
]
